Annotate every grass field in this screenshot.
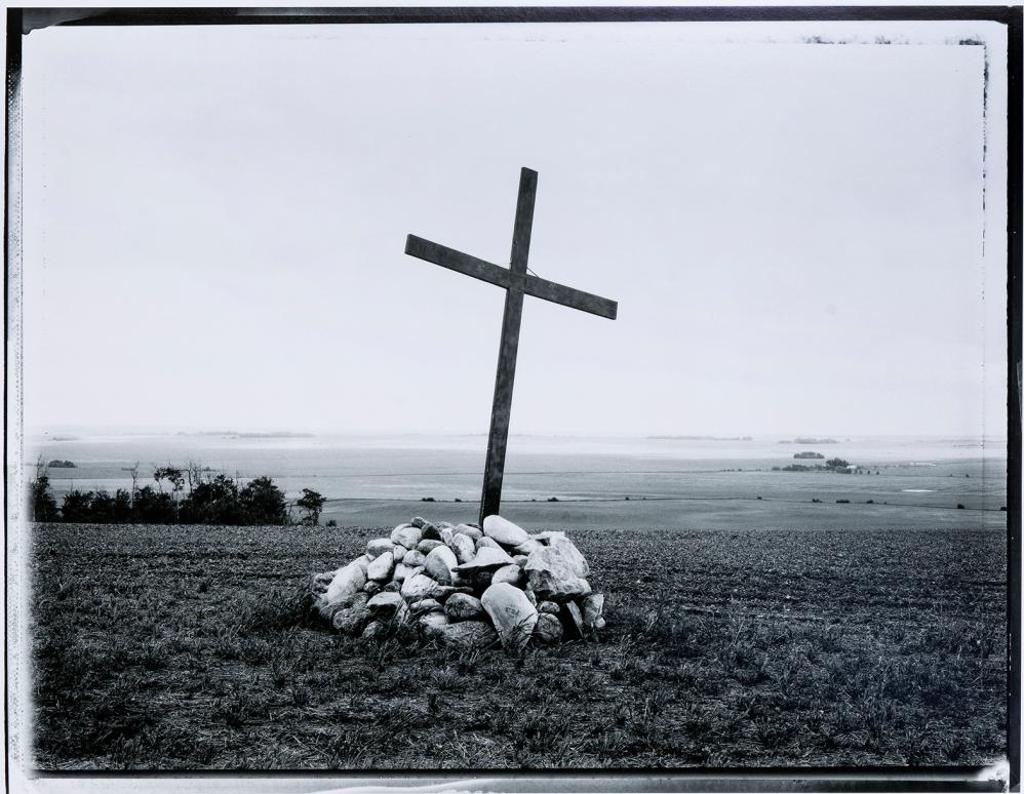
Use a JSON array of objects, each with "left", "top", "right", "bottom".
[{"left": 28, "top": 520, "right": 1007, "bottom": 770}]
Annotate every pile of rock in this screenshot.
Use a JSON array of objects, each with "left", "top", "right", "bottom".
[{"left": 310, "top": 515, "right": 605, "bottom": 652}]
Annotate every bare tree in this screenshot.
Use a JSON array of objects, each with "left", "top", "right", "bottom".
[
  {"left": 185, "top": 459, "right": 205, "bottom": 494},
  {"left": 120, "top": 461, "right": 140, "bottom": 506}
]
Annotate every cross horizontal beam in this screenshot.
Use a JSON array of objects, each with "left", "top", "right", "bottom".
[{"left": 405, "top": 234, "right": 617, "bottom": 320}]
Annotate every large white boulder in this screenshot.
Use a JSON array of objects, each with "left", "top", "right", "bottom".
[
  {"left": 453, "top": 545, "right": 514, "bottom": 573},
  {"left": 324, "top": 556, "right": 369, "bottom": 606},
  {"left": 401, "top": 573, "right": 439, "bottom": 601},
  {"left": 448, "top": 533, "right": 476, "bottom": 565},
  {"left": 366, "top": 538, "right": 394, "bottom": 559},
  {"left": 524, "top": 536, "right": 591, "bottom": 600},
  {"left": 390, "top": 524, "right": 422, "bottom": 549},
  {"left": 366, "top": 551, "right": 395, "bottom": 582},
  {"left": 491, "top": 563, "right": 524, "bottom": 588},
  {"left": 481, "top": 582, "right": 538, "bottom": 652},
  {"left": 482, "top": 515, "right": 530, "bottom": 547}
]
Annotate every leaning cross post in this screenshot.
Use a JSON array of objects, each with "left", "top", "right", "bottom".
[{"left": 404, "top": 167, "right": 618, "bottom": 524}]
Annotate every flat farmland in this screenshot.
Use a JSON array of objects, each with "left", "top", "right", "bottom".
[{"left": 28, "top": 521, "right": 1006, "bottom": 770}]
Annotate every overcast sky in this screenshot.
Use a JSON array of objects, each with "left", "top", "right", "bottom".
[{"left": 20, "top": 20, "right": 1008, "bottom": 437}]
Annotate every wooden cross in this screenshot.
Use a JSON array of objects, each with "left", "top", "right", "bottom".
[{"left": 405, "top": 167, "right": 618, "bottom": 524}]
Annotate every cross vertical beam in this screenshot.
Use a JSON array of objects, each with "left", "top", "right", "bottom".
[
  {"left": 480, "top": 168, "right": 536, "bottom": 523},
  {"left": 404, "top": 166, "right": 617, "bottom": 525}
]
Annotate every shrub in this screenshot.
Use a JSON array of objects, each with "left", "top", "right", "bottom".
[
  {"left": 296, "top": 488, "right": 326, "bottom": 526},
  {"left": 61, "top": 490, "right": 97, "bottom": 522},
  {"left": 180, "top": 475, "right": 242, "bottom": 525},
  {"left": 30, "top": 475, "right": 59, "bottom": 521},
  {"left": 132, "top": 486, "right": 176, "bottom": 523},
  {"left": 238, "top": 476, "right": 288, "bottom": 525},
  {"left": 33, "top": 466, "right": 306, "bottom": 527}
]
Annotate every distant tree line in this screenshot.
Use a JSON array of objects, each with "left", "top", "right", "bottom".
[
  {"left": 773, "top": 458, "right": 875, "bottom": 474},
  {"left": 28, "top": 459, "right": 328, "bottom": 526}
]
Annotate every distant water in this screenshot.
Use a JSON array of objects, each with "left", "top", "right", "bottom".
[{"left": 24, "top": 432, "right": 1007, "bottom": 523}]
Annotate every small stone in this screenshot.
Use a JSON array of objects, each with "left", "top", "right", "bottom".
[
  {"left": 410, "top": 598, "right": 443, "bottom": 614},
  {"left": 424, "top": 545, "right": 458, "bottom": 585},
  {"left": 595, "top": 617, "right": 607, "bottom": 629},
  {"left": 390, "top": 524, "right": 422, "bottom": 549},
  {"left": 417, "top": 539, "right": 444, "bottom": 554},
  {"left": 392, "top": 562, "right": 414, "bottom": 583},
  {"left": 366, "top": 538, "right": 394, "bottom": 559},
  {"left": 432, "top": 585, "right": 475, "bottom": 601},
  {"left": 367, "top": 591, "right": 408, "bottom": 621},
  {"left": 419, "top": 610, "right": 449, "bottom": 636},
  {"left": 453, "top": 546, "right": 514, "bottom": 573},
  {"left": 393, "top": 545, "right": 408, "bottom": 563},
  {"left": 403, "top": 549, "right": 427, "bottom": 567},
  {"left": 445, "top": 593, "right": 485, "bottom": 622},
  {"left": 361, "top": 620, "right": 386, "bottom": 640},
  {"left": 383, "top": 580, "right": 401, "bottom": 593},
  {"left": 530, "top": 531, "right": 567, "bottom": 545},
  {"left": 332, "top": 593, "right": 370, "bottom": 635},
  {"left": 434, "top": 620, "right": 498, "bottom": 651},
  {"left": 440, "top": 527, "right": 454, "bottom": 544},
  {"left": 448, "top": 533, "right": 476, "bottom": 564},
  {"left": 512, "top": 555, "right": 529, "bottom": 567},
  {"left": 401, "top": 573, "right": 439, "bottom": 601},
  {"left": 581, "top": 593, "right": 605, "bottom": 629},
  {"left": 461, "top": 570, "right": 495, "bottom": 591},
  {"left": 453, "top": 524, "right": 483, "bottom": 542},
  {"left": 363, "top": 580, "right": 382, "bottom": 596},
  {"left": 476, "top": 536, "right": 502, "bottom": 551},
  {"left": 421, "top": 524, "right": 442, "bottom": 541},
  {"left": 311, "top": 572, "right": 333, "bottom": 601},
  {"left": 491, "top": 563, "right": 524, "bottom": 588},
  {"left": 538, "top": 600, "right": 560, "bottom": 614},
  {"left": 532, "top": 613, "right": 564, "bottom": 645},
  {"left": 514, "top": 539, "right": 543, "bottom": 556},
  {"left": 481, "top": 583, "right": 539, "bottom": 652},
  {"left": 366, "top": 551, "right": 395, "bottom": 582},
  {"left": 482, "top": 515, "right": 530, "bottom": 546},
  {"left": 411, "top": 516, "right": 428, "bottom": 529}
]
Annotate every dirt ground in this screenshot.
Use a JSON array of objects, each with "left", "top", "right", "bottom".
[{"left": 27, "top": 521, "right": 1007, "bottom": 770}]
